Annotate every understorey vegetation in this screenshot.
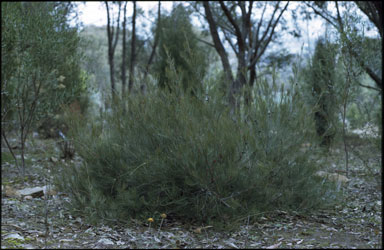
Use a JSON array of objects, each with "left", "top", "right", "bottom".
[
  {"left": 2, "top": 2, "right": 381, "bottom": 247},
  {"left": 55, "top": 71, "right": 341, "bottom": 228}
]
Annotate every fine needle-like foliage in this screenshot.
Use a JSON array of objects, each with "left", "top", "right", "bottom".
[
  {"left": 304, "top": 38, "right": 338, "bottom": 149},
  {"left": 55, "top": 57, "right": 340, "bottom": 227}
]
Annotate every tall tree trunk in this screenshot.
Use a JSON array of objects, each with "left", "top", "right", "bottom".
[
  {"left": 233, "top": 51, "right": 247, "bottom": 110},
  {"left": 142, "top": 1, "right": 161, "bottom": 94},
  {"left": 245, "top": 66, "right": 257, "bottom": 105},
  {"left": 128, "top": 1, "right": 137, "bottom": 94},
  {"left": 121, "top": 2, "right": 128, "bottom": 98},
  {"left": 105, "top": 2, "right": 121, "bottom": 103},
  {"left": 203, "top": 2, "right": 236, "bottom": 112},
  {"left": 219, "top": 1, "right": 247, "bottom": 112}
]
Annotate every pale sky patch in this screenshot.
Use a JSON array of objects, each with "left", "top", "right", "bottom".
[{"left": 72, "top": 1, "right": 379, "bottom": 56}]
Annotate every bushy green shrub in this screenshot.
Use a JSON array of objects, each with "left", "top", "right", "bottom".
[
  {"left": 304, "top": 38, "right": 339, "bottom": 148},
  {"left": 154, "top": 4, "right": 208, "bottom": 96},
  {"left": 55, "top": 78, "right": 340, "bottom": 227}
]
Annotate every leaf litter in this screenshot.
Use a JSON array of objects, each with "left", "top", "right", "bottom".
[{"left": 1, "top": 134, "right": 382, "bottom": 248}]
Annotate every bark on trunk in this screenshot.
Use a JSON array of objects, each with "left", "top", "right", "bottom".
[
  {"left": 128, "top": 1, "right": 137, "bottom": 94},
  {"left": 142, "top": 1, "right": 161, "bottom": 93},
  {"left": 105, "top": 2, "right": 121, "bottom": 102},
  {"left": 121, "top": 2, "right": 128, "bottom": 98},
  {"left": 203, "top": 2, "right": 236, "bottom": 111},
  {"left": 245, "top": 67, "right": 257, "bottom": 105}
]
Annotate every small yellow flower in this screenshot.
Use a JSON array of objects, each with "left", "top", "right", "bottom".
[
  {"left": 147, "top": 218, "right": 154, "bottom": 223},
  {"left": 160, "top": 213, "right": 167, "bottom": 219}
]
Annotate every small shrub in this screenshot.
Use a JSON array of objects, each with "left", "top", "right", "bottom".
[{"left": 55, "top": 79, "right": 340, "bottom": 227}]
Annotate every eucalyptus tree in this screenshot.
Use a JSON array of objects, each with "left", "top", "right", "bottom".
[
  {"left": 121, "top": 1, "right": 128, "bottom": 98},
  {"left": 354, "top": 1, "right": 382, "bottom": 39},
  {"left": 105, "top": 1, "right": 122, "bottom": 102},
  {"left": 304, "top": 1, "right": 382, "bottom": 91},
  {"left": 120, "top": 0, "right": 137, "bottom": 97},
  {"left": 118, "top": 2, "right": 147, "bottom": 96},
  {"left": 200, "top": 1, "right": 289, "bottom": 111},
  {"left": 128, "top": 1, "right": 137, "bottom": 94},
  {"left": 142, "top": 1, "right": 161, "bottom": 93}
]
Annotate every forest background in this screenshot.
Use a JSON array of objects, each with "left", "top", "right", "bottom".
[{"left": 1, "top": 1, "right": 382, "bottom": 248}]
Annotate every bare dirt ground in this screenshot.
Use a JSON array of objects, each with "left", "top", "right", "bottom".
[{"left": 1, "top": 132, "right": 382, "bottom": 249}]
